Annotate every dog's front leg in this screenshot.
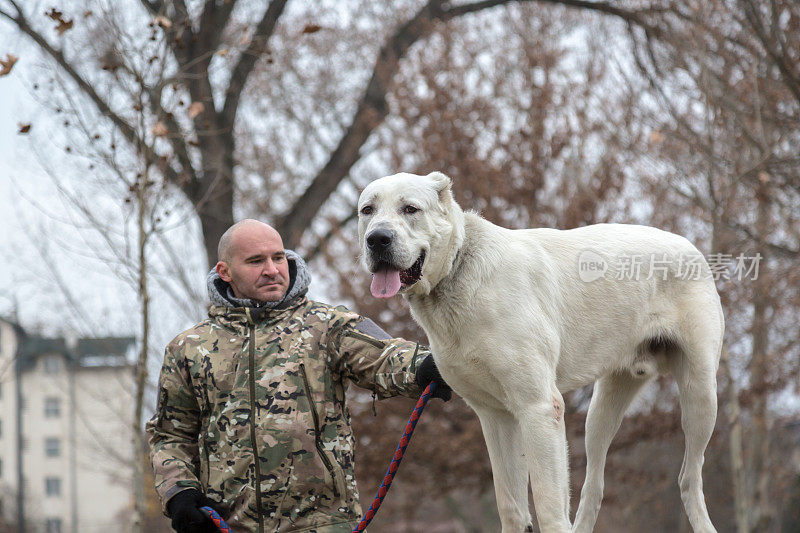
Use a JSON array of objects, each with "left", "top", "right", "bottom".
[
  {"left": 473, "top": 406, "right": 534, "bottom": 533},
  {"left": 513, "top": 390, "right": 571, "bottom": 533}
]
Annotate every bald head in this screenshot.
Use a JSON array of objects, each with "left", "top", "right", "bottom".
[
  {"left": 218, "top": 219, "right": 282, "bottom": 263},
  {"left": 215, "top": 220, "right": 291, "bottom": 302}
]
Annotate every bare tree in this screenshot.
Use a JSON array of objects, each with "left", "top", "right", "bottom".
[
  {"left": 630, "top": 2, "right": 800, "bottom": 529},
  {"left": 3, "top": 1, "right": 799, "bottom": 531},
  {"left": 0, "top": 0, "right": 682, "bottom": 267},
  {"left": 321, "top": 6, "right": 658, "bottom": 529}
]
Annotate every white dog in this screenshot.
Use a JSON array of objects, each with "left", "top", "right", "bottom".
[{"left": 357, "top": 171, "right": 723, "bottom": 533}]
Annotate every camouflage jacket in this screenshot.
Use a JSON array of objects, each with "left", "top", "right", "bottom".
[{"left": 146, "top": 298, "right": 426, "bottom": 532}]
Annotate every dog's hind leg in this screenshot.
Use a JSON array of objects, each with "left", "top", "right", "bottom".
[
  {"left": 475, "top": 407, "right": 533, "bottom": 533},
  {"left": 572, "top": 372, "right": 647, "bottom": 533},
  {"left": 671, "top": 341, "right": 719, "bottom": 533}
]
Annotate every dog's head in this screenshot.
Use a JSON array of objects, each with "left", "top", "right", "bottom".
[{"left": 357, "top": 171, "right": 465, "bottom": 298}]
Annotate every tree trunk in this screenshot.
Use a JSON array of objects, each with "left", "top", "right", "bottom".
[
  {"left": 747, "top": 177, "right": 773, "bottom": 530},
  {"left": 722, "top": 347, "right": 749, "bottom": 533},
  {"left": 193, "top": 135, "right": 236, "bottom": 269},
  {"left": 131, "top": 170, "right": 151, "bottom": 533},
  {"left": 197, "top": 187, "right": 235, "bottom": 269},
  {"left": 710, "top": 198, "right": 750, "bottom": 533}
]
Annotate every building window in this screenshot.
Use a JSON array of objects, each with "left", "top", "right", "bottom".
[
  {"left": 43, "top": 355, "right": 61, "bottom": 374},
  {"left": 44, "top": 398, "right": 60, "bottom": 418},
  {"left": 46, "top": 518, "right": 62, "bottom": 533},
  {"left": 45, "top": 477, "right": 61, "bottom": 497},
  {"left": 45, "top": 438, "right": 61, "bottom": 458}
]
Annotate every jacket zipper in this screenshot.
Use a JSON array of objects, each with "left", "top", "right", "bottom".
[
  {"left": 247, "top": 323, "right": 265, "bottom": 533},
  {"left": 299, "top": 362, "right": 341, "bottom": 498}
]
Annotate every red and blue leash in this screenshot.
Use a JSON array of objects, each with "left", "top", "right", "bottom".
[
  {"left": 201, "top": 382, "right": 436, "bottom": 532},
  {"left": 201, "top": 505, "right": 232, "bottom": 532},
  {"left": 351, "top": 382, "right": 436, "bottom": 532}
]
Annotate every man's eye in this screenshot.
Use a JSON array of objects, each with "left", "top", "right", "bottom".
[
  {"left": 360, "top": 206, "right": 374, "bottom": 215},
  {"left": 403, "top": 205, "right": 419, "bottom": 214}
]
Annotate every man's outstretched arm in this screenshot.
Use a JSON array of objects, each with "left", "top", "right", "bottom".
[{"left": 331, "top": 315, "right": 451, "bottom": 401}]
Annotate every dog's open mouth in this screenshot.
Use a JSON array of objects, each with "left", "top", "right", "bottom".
[{"left": 370, "top": 251, "right": 426, "bottom": 299}]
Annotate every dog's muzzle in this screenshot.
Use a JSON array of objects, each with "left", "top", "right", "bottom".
[
  {"left": 365, "top": 228, "right": 426, "bottom": 298},
  {"left": 366, "top": 228, "right": 395, "bottom": 264}
]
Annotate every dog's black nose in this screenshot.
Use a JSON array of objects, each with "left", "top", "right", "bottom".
[{"left": 367, "top": 229, "right": 394, "bottom": 251}]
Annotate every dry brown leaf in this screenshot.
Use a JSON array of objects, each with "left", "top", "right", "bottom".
[
  {"left": 18, "top": 123, "right": 31, "bottom": 134},
  {"left": 46, "top": 8, "right": 73, "bottom": 35},
  {"left": 46, "top": 8, "right": 63, "bottom": 21},
  {"left": 56, "top": 19, "right": 73, "bottom": 35},
  {"left": 302, "top": 23, "right": 322, "bottom": 34},
  {"left": 188, "top": 101, "right": 205, "bottom": 119},
  {"left": 151, "top": 122, "right": 169, "bottom": 137},
  {"left": 216, "top": 48, "right": 229, "bottom": 56},
  {"left": 648, "top": 131, "right": 665, "bottom": 145},
  {"left": 0, "top": 54, "right": 18, "bottom": 76},
  {"left": 153, "top": 15, "right": 172, "bottom": 30}
]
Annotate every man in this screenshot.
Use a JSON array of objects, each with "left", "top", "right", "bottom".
[{"left": 146, "top": 219, "right": 451, "bottom": 533}]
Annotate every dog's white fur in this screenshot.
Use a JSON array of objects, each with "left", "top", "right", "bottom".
[{"left": 358, "top": 172, "right": 723, "bottom": 533}]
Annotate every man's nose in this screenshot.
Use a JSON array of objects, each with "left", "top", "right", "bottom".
[
  {"left": 263, "top": 259, "right": 279, "bottom": 276},
  {"left": 366, "top": 229, "right": 394, "bottom": 253}
]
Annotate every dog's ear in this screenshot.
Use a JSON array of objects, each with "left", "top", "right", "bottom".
[{"left": 427, "top": 171, "right": 453, "bottom": 201}]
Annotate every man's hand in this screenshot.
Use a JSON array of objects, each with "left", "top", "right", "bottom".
[
  {"left": 167, "top": 489, "right": 224, "bottom": 533},
  {"left": 415, "top": 355, "right": 453, "bottom": 401}
]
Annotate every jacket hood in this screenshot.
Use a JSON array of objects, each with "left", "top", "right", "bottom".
[{"left": 206, "top": 249, "right": 311, "bottom": 310}]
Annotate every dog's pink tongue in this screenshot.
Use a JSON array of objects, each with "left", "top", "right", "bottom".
[{"left": 371, "top": 268, "right": 401, "bottom": 298}]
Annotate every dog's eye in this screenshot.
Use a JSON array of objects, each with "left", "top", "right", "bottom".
[
  {"left": 360, "top": 206, "right": 373, "bottom": 216},
  {"left": 403, "top": 205, "right": 419, "bottom": 215}
]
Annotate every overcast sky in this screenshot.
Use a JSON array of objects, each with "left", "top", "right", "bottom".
[{"left": 0, "top": 27, "right": 206, "bottom": 394}]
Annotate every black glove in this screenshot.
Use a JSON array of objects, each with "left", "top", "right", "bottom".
[
  {"left": 415, "top": 355, "right": 452, "bottom": 401},
  {"left": 167, "top": 489, "right": 224, "bottom": 533}
]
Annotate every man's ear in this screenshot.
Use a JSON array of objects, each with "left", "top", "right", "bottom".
[
  {"left": 427, "top": 171, "right": 453, "bottom": 202},
  {"left": 216, "top": 261, "right": 232, "bottom": 282}
]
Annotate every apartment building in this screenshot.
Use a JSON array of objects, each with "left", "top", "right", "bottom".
[{"left": 0, "top": 318, "right": 135, "bottom": 532}]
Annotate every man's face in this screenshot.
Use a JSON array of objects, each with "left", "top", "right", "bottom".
[{"left": 216, "top": 225, "right": 291, "bottom": 302}]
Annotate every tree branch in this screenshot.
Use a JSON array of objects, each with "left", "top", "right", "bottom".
[
  {"left": 197, "top": 0, "right": 240, "bottom": 61},
  {"left": 143, "top": 83, "right": 198, "bottom": 185},
  {"left": 305, "top": 209, "right": 359, "bottom": 262},
  {"left": 276, "top": 0, "right": 665, "bottom": 248},
  {"left": 220, "top": 0, "right": 288, "bottom": 126},
  {"left": 3, "top": 7, "right": 182, "bottom": 185},
  {"left": 139, "top": 0, "right": 218, "bottom": 123},
  {"left": 137, "top": 0, "right": 163, "bottom": 16},
  {"left": 275, "top": 0, "right": 449, "bottom": 248},
  {"left": 739, "top": 0, "right": 800, "bottom": 106}
]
